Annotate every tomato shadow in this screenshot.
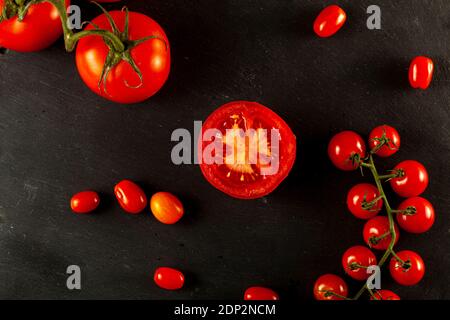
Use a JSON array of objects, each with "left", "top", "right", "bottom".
[{"left": 93, "top": 191, "right": 117, "bottom": 215}]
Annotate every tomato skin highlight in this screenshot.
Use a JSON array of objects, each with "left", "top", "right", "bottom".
[
  {"left": 313, "top": 5, "right": 347, "bottom": 38},
  {"left": 396, "top": 197, "right": 435, "bottom": 233},
  {"left": 370, "top": 290, "right": 400, "bottom": 300},
  {"left": 70, "top": 191, "right": 100, "bottom": 214},
  {"left": 363, "top": 216, "right": 400, "bottom": 250},
  {"left": 346, "top": 183, "right": 383, "bottom": 219},
  {"left": 342, "top": 246, "right": 377, "bottom": 281},
  {"left": 390, "top": 160, "right": 429, "bottom": 198},
  {"left": 328, "top": 131, "right": 366, "bottom": 171},
  {"left": 150, "top": 192, "right": 184, "bottom": 224},
  {"left": 75, "top": 11, "right": 170, "bottom": 104},
  {"left": 409, "top": 56, "right": 434, "bottom": 89},
  {"left": 0, "top": 0, "right": 70, "bottom": 52},
  {"left": 244, "top": 287, "right": 279, "bottom": 300},
  {"left": 368, "top": 125, "right": 400, "bottom": 157},
  {"left": 389, "top": 250, "right": 425, "bottom": 286},
  {"left": 114, "top": 180, "right": 147, "bottom": 214},
  {"left": 154, "top": 267, "right": 185, "bottom": 290},
  {"left": 313, "top": 274, "right": 348, "bottom": 300}
]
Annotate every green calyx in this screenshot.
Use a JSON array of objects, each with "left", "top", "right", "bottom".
[{"left": 1, "top": 0, "right": 33, "bottom": 22}]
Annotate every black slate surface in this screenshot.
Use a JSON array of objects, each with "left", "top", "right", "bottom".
[{"left": 0, "top": 0, "right": 449, "bottom": 300}]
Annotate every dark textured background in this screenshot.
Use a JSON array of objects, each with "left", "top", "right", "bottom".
[{"left": 0, "top": 0, "right": 449, "bottom": 300}]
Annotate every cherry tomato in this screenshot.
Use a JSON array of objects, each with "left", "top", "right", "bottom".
[
  {"left": 342, "top": 246, "right": 377, "bottom": 281},
  {"left": 244, "top": 287, "right": 279, "bottom": 300},
  {"left": 328, "top": 131, "right": 366, "bottom": 171},
  {"left": 389, "top": 250, "right": 425, "bottom": 286},
  {"left": 313, "top": 5, "right": 347, "bottom": 38},
  {"left": 409, "top": 56, "right": 434, "bottom": 90},
  {"left": 70, "top": 191, "right": 100, "bottom": 214},
  {"left": 363, "top": 216, "right": 400, "bottom": 250},
  {"left": 153, "top": 267, "right": 185, "bottom": 290},
  {"left": 76, "top": 11, "right": 170, "bottom": 103},
  {"left": 346, "top": 183, "right": 383, "bottom": 219},
  {"left": 150, "top": 192, "right": 184, "bottom": 224},
  {"left": 368, "top": 125, "right": 400, "bottom": 157},
  {"left": 396, "top": 197, "right": 435, "bottom": 234},
  {"left": 198, "top": 101, "right": 296, "bottom": 199},
  {"left": 390, "top": 160, "right": 429, "bottom": 198},
  {"left": 0, "top": 0, "right": 69, "bottom": 52},
  {"left": 313, "top": 274, "right": 348, "bottom": 300},
  {"left": 370, "top": 290, "right": 400, "bottom": 300},
  {"left": 114, "top": 180, "right": 147, "bottom": 214}
]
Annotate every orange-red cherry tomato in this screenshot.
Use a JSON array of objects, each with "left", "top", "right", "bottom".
[
  {"left": 70, "top": 191, "right": 100, "bottom": 214},
  {"left": 244, "top": 287, "right": 279, "bottom": 300},
  {"left": 313, "top": 5, "right": 347, "bottom": 38},
  {"left": 150, "top": 192, "right": 184, "bottom": 224},
  {"left": 114, "top": 180, "right": 147, "bottom": 214},
  {"left": 154, "top": 267, "right": 185, "bottom": 290},
  {"left": 409, "top": 56, "right": 434, "bottom": 90}
]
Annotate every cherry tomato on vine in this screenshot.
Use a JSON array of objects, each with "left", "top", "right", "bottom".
[
  {"left": 342, "top": 246, "right": 377, "bottom": 281},
  {"left": 390, "top": 160, "right": 429, "bottom": 198},
  {"left": 370, "top": 290, "right": 400, "bottom": 300},
  {"left": 0, "top": 0, "right": 70, "bottom": 52},
  {"left": 368, "top": 125, "right": 400, "bottom": 157},
  {"left": 244, "top": 287, "right": 279, "bottom": 300},
  {"left": 363, "top": 216, "right": 400, "bottom": 250},
  {"left": 150, "top": 192, "right": 184, "bottom": 224},
  {"left": 328, "top": 131, "right": 366, "bottom": 171},
  {"left": 313, "top": 274, "right": 348, "bottom": 300},
  {"left": 389, "top": 250, "right": 425, "bottom": 286},
  {"left": 76, "top": 10, "right": 170, "bottom": 103},
  {"left": 313, "top": 5, "right": 347, "bottom": 38},
  {"left": 114, "top": 180, "right": 147, "bottom": 214},
  {"left": 409, "top": 56, "right": 434, "bottom": 90},
  {"left": 396, "top": 197, "right": 435, "bottom": 233},
  {"left": 153, "top": 267, "right": 185, "bottom": 290},
  {"left": 70, "top": 191, "right": 100, "bottom": 214},
  {"left": 198, "top": 101, "right": 296, "bottom": 199},
  {"left": 346, "top": 183, "right": 383, "bottom": 219}
]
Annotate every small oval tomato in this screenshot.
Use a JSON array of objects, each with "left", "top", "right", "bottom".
[
  {"left": 368, "top": 125, "right": 400, "bottom": 157},
  {"left": 70, "top": 191, "right": 100, "bottom": 213},
  {"left": 396, "top": 197, "right": 435, "bottom": 233},
  {"left": 0, "top": 0, "right": 70, "bottom": 52},
  {"left": 370, "top": 290, "right": 400, "bottom": 300},
  {"left": 409, "top": 56, "right": 434, "bottom": 90},
  {"left": 150, "top": 192, "right": 184, "bottom": 224},
  {"left": 390, "top": 160, "right": 429, "bottom": 198},
  {"left": 313, "top": 274, "right": 348, "bottom": 300},
  {"left": 389, "top": 250, "right": 425, "bottom": 286},
  {"left": 153, "top": 267, "right": 185, "bottom": 290},
  {"left": 313, "top": 5, "right": 347, "bottom": 38},
  {"left": 328, "top": 131, "right": 366, "bottom": 171},
  {"left": 114, "top": 180, "right": 147, "bottom": 214},
  {"left": 363, "top": 216, "right": 400, "bottom": 250},
  {"left": 244, "top": 287, "right": 279, "bottom": 300},
  {"left": 342, "top": 246, "right": 377, "bottom": 281},
  {"left": 347, "top": 183, "right": 383, "bottom": 219}
]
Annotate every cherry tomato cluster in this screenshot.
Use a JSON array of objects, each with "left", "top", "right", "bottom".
[{"left": 315, "top": 125, "right": 434, "bottom": 300}]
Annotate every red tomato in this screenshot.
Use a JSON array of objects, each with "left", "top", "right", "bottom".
[
  {"left": 363, "top": 216, "right": 399, "bottom": 250},
  {"left": 150, "top": 192, "right": 184, "bottom": 224},
  {"left": 390, "top": 160, "right": 429, "bottom": 198},
  {"left": 76, "top": 11, "right": 170, "bottom": 103},
  {"left": 389, "top": 250, "right": 425, "bottom": 286},
  {"left": 370, "top": 290, "right": 400, "bottom": 300},
  {"left": 198, "top": 101, "right": 296, "bottom": 199},
  {"left": 342, "top": 246, "right": 377, "bottom": 281},
  {"left": 244, "top": 287, "right": 279, "bottom": 300},
  {"left": 114, "top": 180, "right": 147, "bottom": 214},
  {"left": 313, "top": 5, "right": 347, "bottom": 38},
  {"left": 368, "top": 125, "right": 400, "bottom": 157},
  {"left": 328, "top": 131, "right": 366, "bottom": 171},
  {"left": 346, "top": 183, "right": 383, "bottom": 219},
  {"left": 70, "top": 191, "right": 100, "bottom": 214},
  {"left": 153, "top": 267, "right": 185, "bottom": 290},
  {"left": 409, "top": 56, "right": 434, "bottom": 90},
  {"left": 396, "top": 197, "right": 435, "bottom": 233},
  {"left": 0, "top": 0, "right": 69, "bottom": 52},
  {"left": 313, "top": 274, "right": 348, "bottom": 300}
]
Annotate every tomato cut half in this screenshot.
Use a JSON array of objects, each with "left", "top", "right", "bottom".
[{"left": 198, "top": 101, "right": 296, "bottom": 199}]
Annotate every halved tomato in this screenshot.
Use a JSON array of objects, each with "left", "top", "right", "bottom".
[{"left": 198, "top": 101, "right": 296, "bottom": 199}]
